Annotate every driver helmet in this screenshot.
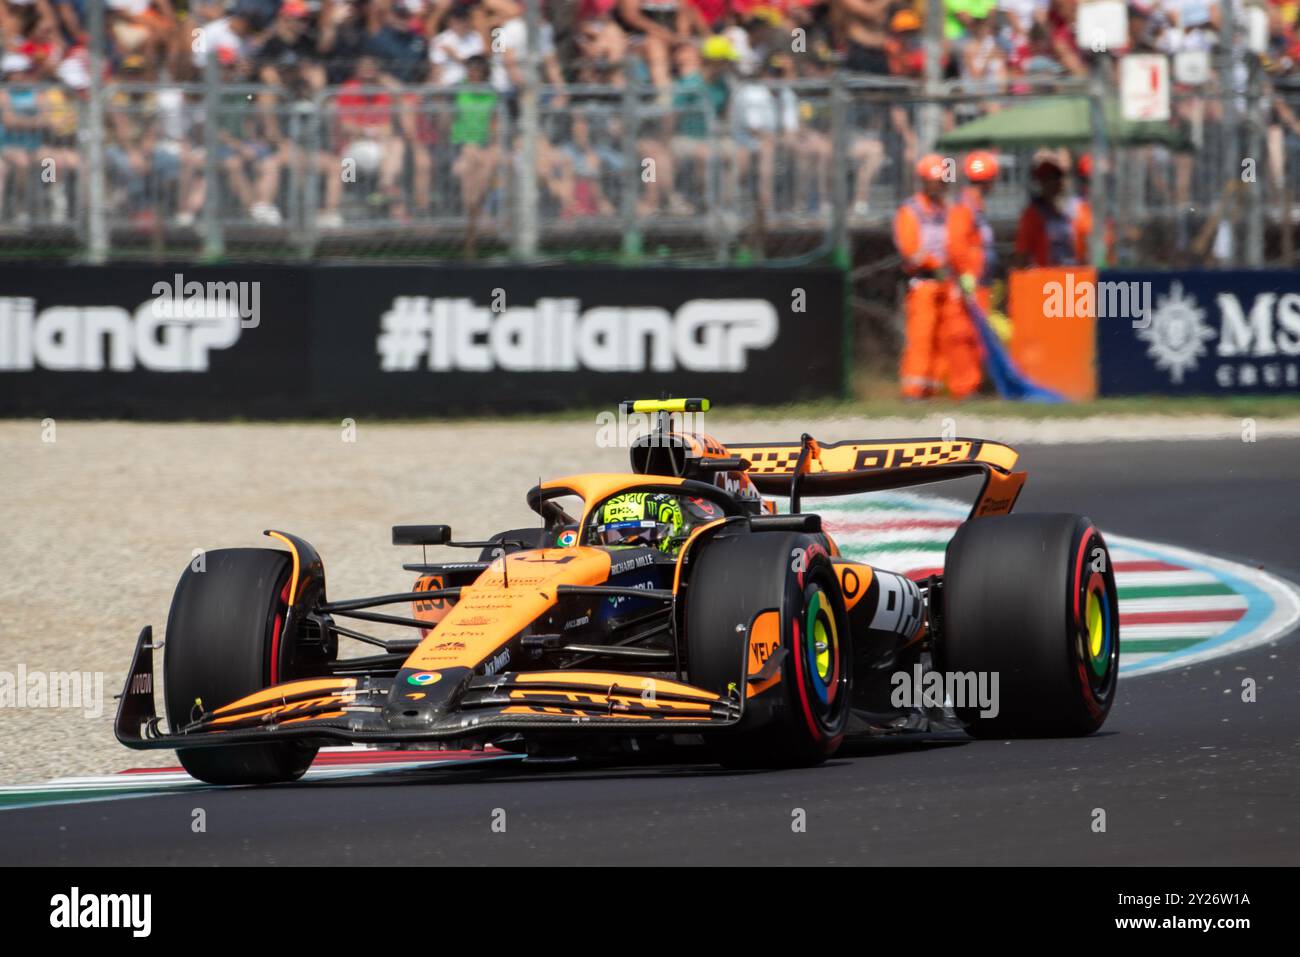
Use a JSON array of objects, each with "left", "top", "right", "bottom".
[{"left": 595, "top": 493, "right": 684, "bottom": 554}]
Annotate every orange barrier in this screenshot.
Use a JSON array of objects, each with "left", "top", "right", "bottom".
[{"left": 1007, "top": 267, "right": 1098, "bottom": 401}]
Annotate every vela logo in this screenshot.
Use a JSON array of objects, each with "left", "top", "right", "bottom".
[
  {"left": 376, "top": 297, "right": 778, "bottom": 373},
  {"left": 49, "top": 887, "right": 151, "bottom": 937}
]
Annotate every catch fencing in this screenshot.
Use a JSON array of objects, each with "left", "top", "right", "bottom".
[{"left": 1, "top": 75, "right": 1296, "bottom": 265}]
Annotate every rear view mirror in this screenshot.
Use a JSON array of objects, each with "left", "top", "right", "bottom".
[{"left": 391, "top": 525, "right": 451, "bottom": 546}]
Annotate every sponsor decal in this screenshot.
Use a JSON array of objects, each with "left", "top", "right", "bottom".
[
  {"left": 606, "top": 579, "right": 657, "bottom": 607},
  {"left": 610, "top": 551, "right": 656, "bottom": 576},
  {"left": 557, "top": 529, "right": 578, "bottom": 547},
  {"left": 1136, "top": 281, "right": 1217, "bottom": 384},
  {"left": 0, "top": 293, "right": 244, "bottom": 372},
  {"left": 376, "top": 297, "right": 778, "bottom": 374},
  {"left": 1099, "top": 271, "right": 1300, "bottom": 394},
  {"left": 482, "top": 648, "right": 511, "bottom": 676},
  {"left": 406, "top": 672, "right": 441, "bottom": 686}
]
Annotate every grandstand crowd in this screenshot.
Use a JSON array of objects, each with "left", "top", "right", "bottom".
[{"left": 1, "top": 0, "right": 1298, "bottom": 227}]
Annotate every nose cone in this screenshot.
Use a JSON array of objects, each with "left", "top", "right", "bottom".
[{"left": 385, "top": 667, "right": 472, "bottom": 729}]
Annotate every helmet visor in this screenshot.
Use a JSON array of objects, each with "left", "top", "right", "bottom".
[{"left": 595, "top": 519, "right": 665, "bottom": 548}]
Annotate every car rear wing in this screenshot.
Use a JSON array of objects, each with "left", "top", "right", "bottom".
[{"left": 722, "top": 436, "right": 1027, "bottom": 520}]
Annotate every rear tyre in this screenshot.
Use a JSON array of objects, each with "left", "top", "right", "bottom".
[
  {"left": 164, "top": 548, "right": 319, "bottom": 785},
  {"left": 940, "top": 513, "right": 1119, "bottom": 738},
  {"left": 686, "top": 532, "right": 851, "bottom": 768}
]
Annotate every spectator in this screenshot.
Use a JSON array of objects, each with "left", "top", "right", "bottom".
[
  {"left": 945, "top": 0, "right": 998, "bottom": 43},
  {"left": 1014, "top": 150, "right": 1080, "bottom": 267},
  {"left": 256, "top": 0, "right": 328, "bottom": 95},
  {"left": 959, "top": 8, "right": 1007, "bottom": 98},
  {"left": 731, "top": 52, "right": 796, "bottom": 208},
  {"left": 360, "top": 0, "right": 427, "bottom": 82},
  {"left": 490, "top": 4, "right": 565, "bottom": 92},
  {"left": 834, "top": 0, "right": 891, "bottom": 75},
  {"left": 672, "top": 35, "right": 752, "bottom": 209},
  {"left": 450, "top": 53, "right": 499, "bottom": 215},
  {"left": 0, "top": 52, "right": 41, "bottom": 224},
  {"left": 616, "top": 0, "right": 693, "bottom": 88},
  {"left": 192, "top": 1, "right": 256, "bottom": 68},
  {"left": 318, "top": 0, "right": 371, "bottom": 84},
  {"left": 574, "top": 0, "right": 629, "bottom": 71},
  {"left": 849, "top": 8, "right": 922, "bottom": 217},
  {"left": 213, "top": 49, "right": 286, "bottom": 224},
  {"left": 428, "top": 4, "right": 484, "bottom": 87},
  {"left": 336, "top": 53, "right": 407, "bottom": 218}
]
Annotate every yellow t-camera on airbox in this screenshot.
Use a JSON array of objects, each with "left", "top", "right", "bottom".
[{"left": 618, "top": 398, "right": 711, "bottom": 415}]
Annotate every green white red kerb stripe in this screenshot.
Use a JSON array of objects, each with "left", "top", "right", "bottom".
[{"left": 817, "top": 492, "right": 1300, "bottom": 677}]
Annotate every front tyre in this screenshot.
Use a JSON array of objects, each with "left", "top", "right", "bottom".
[
  {"left": 686, "top": 532, "right": 852, "bottom": 768},
  {"left": 164, "top": 548, "right": 319, "bottom": 784},
  {"left": 940, "top": 513, "right": 1119, "bottom": 738}
]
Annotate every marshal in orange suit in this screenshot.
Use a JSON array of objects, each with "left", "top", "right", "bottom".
[{"left": 894, "top": 154, "right": 981, "bottom": 399}]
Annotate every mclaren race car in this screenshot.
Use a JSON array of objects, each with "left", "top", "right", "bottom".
[{"left": 115, "top": 399, "right": 1120, "bottom": 784}]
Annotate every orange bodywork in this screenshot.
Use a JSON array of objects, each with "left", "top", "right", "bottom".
[
  {"left": 746, "top": 610, "right": 782, "bottom": 698},
  {"left": 411, "top": 573, "right": 455, "bottom": 635},
  {"left": 402, "top": 546, "right": 613, "bottom": 672},
  {"left": 728, "top": 438, "right": 1019, "bottom": 478},
  {"left": 206, "top": 677, "right": 358, "bottom": 726}
]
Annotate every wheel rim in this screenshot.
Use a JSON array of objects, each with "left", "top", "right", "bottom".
[
  {"left": 1072, "top": 529, "right": 1119, "bottom": 709},
  {"left": 801, "top": 584, "right": 843, "bottom": 712}
]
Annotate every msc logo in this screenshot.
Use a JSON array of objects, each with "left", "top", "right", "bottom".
[
  {"left": 376, "top": 297, "right": 779, "bottom": 373},
  {"left": 0, "top": 294, "right": 243, "bottom": 372},
  {"left": 1136, "top": 282, "right": 1300, "bottom": 385}
]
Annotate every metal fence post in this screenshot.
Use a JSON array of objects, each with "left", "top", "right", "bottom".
[
  {"left": 1088, "top": 64, "right": 1109, "bottom": 267},
  {"left": 1244, "top": 55, "right": 1264, "bottom": 267},
  {"left": 202, "top": 52, "right": 224, "bottom": 260},
  {"left": 85, "top": 0, "right": 108, "bottom": 263},
  {"left": 300, "top": 97, "right": 321, "bottom": 259},
  {"left": 829, "top": 72, "right": 849, "bottom": 262},
  {"left": 1217, "top": 0, "right": 1240, "bottom": 265},
  {"left": 513, "top": 0, "right": 541, "bottom": 260},
  {"left": 919, "top": 0, "right": 944, "bottom": 154},
  {"left": 620, "top": 70, "right": 642, "bottom": 260}
]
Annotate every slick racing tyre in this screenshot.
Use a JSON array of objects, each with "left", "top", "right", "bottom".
[
  {"left": 164, "top": 548, "right": 319, "bottom": 785},
  {"left": 940, "top": 513, "right": 1120, "bottom": 738},
  {"left": 686, "top": 531, "right": 852, "bottom": 768}
]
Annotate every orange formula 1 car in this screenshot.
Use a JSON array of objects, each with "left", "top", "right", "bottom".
[{"left": 115, "top": 399, "right": 1120, "bottom": 785}]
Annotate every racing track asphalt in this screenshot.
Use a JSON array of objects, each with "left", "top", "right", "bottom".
[{"left": 3, "top": 439, "right": 1298, "bottom": 866}]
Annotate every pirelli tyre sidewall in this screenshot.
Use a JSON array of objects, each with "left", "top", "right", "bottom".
[
  {"left": 163, "top": 548, "right": 319, "bottom": 785},
  {"left": 940, "top": 513, "right": 1120, "bottom": 738},
  {"left": 686, "top": 530, "right": 852, "bottom": 767}
]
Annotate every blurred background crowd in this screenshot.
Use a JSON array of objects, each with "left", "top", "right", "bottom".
[{"left": 0, "top": 0, "right": 1298, "bottom": 260}]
